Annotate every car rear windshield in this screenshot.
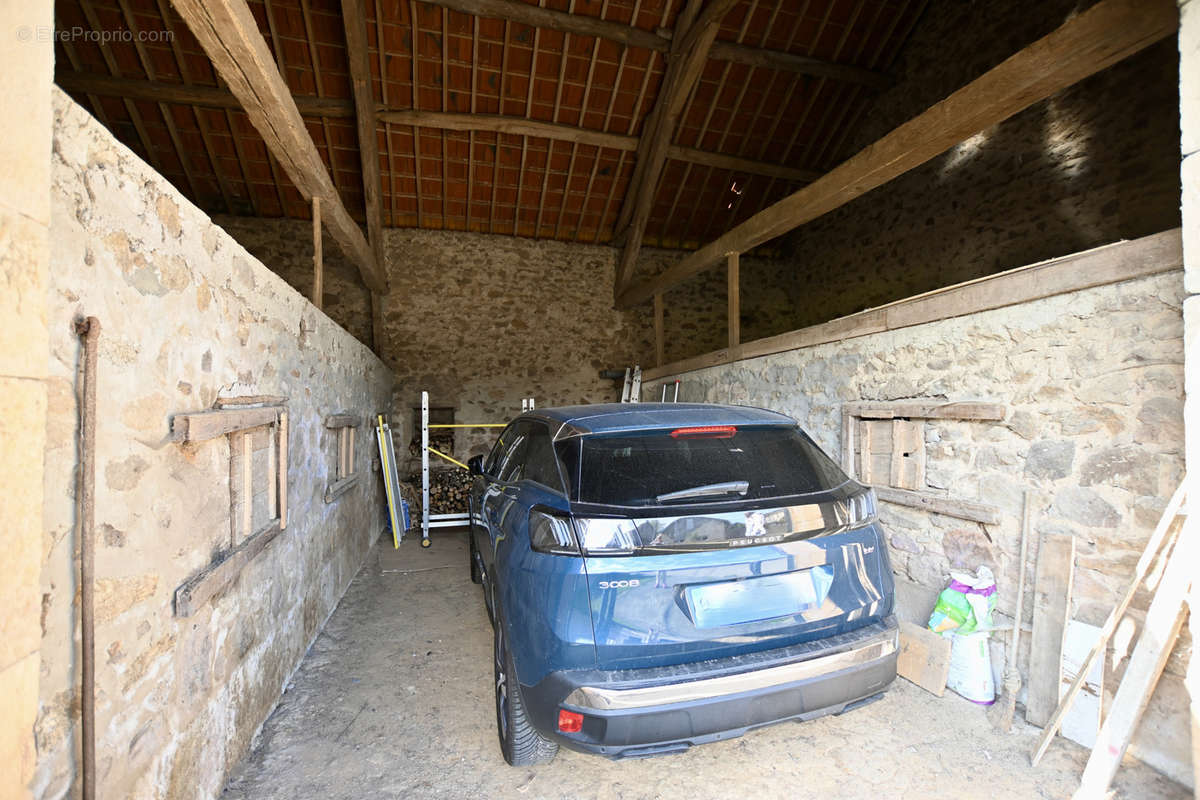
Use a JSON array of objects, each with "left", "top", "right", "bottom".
[{"left": 558, "top": 425, "right": 849, "bottom": 508}]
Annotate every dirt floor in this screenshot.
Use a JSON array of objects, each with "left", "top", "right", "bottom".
[{"left": 221, "top": 530, "right": 1189, "bottom": 800}]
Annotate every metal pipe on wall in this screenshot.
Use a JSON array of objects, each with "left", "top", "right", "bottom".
[{"left": 73, "top": 316, "right": 100, "bottom": 800}]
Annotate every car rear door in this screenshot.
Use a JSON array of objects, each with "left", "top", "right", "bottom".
[{"left": 565, "top": 425, "right": 894, "bottom": 670}]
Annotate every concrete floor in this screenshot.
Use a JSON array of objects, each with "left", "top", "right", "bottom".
[{"left": 221, "top": 531, "right": 1188, "bottom": 800}]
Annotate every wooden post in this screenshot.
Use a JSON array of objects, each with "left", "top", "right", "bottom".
[
  {"left": 311, "top": 196, "right": 323, "bottom": 310},
  {"left": 278, "top": 411, "right": 288, "bottom": 529},
  {"left": 727, "top": 251, "right": 740, "bottom": 350},
  {"left": 654, "top": 293, "right": 665, "bottom": 368}
]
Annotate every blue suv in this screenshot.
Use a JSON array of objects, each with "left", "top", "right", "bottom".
[{"left": 466, "top": 403, "right": 898, "bottom": 765}]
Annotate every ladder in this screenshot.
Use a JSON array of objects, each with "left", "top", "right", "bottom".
[{"left": 620, "top": 366, "right": 642, "bottom": 403}]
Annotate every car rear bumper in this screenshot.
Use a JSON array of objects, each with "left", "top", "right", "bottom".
[{"left": 520, "top": 615, "right": 899, "bottom": 758}]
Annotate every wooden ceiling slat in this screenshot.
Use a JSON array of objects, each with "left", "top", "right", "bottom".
[
  {"left": 467, "top": 13, "right": 479, "bottom": 231},
  {"left": 515, "top": 0, "right": 546, "bottom": 236},
  {"left": 442, "top": 6, "right": 450, "bottom": 227},
  {"left": 553, "top": 0, "right": 606, "bottom": 241},
  {"left": 78, "top": 0, "right": 163, "bottom": 190},
  {"left": 488, "top": 17, "right": 510, "bottom": 234},
  {"left": 409, "top": 0, "right": 425, "bottom": 228},
  {"left": 574, "top": 0, "right": 640, "bottom": 243},
  {"left": 113, "top": 0, "right": 208, "bottom": 205}
]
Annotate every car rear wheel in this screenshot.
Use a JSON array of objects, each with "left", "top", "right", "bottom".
[{"left": 493, "top": 610, "right": 557, "bottom": 766}]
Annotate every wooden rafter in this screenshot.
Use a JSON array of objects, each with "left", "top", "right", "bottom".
[
  {"left": 78, "top": 0, "right": 163, "bottom": 191},
  {"left": 419, "top": 0, "right": 887, "bottom": 87},
  {"left": 613, "top": 0, "right": 739, "bottom": 296},
  {"left": 342, "top": 0, "right": 388, "bottom": 350},
  {"left": 575, "top": 0, "right": 642, "bottom": 242},
  {"left": 170, "top": 0, "right": 387, "bottom": 292},
  {"left": 113, "top": 0, "right": 203, "bottom": 203},
  {"left": 554, "top": 0, "right": 606, "bottom": 241},
  {"left": 299, "top": 0, "right": 343, "bottom": 197},
  {"left": 615, "top": 0, "right": 1178, "bottom": 309}
]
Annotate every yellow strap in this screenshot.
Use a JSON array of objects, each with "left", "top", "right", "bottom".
[
  {"left": 427, "top": 423, "right": 507, "bottom": 428},
  {"left": 427, "top": 446, "right": 469, "bottom": 470}
]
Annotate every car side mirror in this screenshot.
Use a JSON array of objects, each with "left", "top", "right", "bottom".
[{"left": 468, "top": 455, "right": 484, "bottom": 476}]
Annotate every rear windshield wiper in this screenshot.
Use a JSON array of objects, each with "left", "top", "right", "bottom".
[{"left": 655, "top": 481, "right": 750, "bottom": 504}]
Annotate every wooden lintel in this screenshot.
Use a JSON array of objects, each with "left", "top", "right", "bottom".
[
  {"left": 174, "top": 519, "right": 281, "bottom": 616},
  {"left": 875, "top": 486, "right": 1002, "bottom": 526},
  {"left": 169, "top": 0, "right": 387, "bottom": 293},
  {"left": 616, "top": 0, "right": 1179, "bottom": 309},
  {"left": 325, "top": 413, "right": 361, "bottom": 428},
  {"left": 847, "top": 401, "right": 1007, "bottom": 421},
  {"left": 172, "top": 405, "right": 282, "bottom": 442}
]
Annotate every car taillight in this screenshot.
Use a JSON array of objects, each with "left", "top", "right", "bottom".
[
  {"left": 572, "top": 517, "right": 641, "bottom": 555},
  {"left": 528, "top": 509, "right": 580, "bottom": 555},
  {"left": 846, "top": 487, "right": 878, "bottom": 526},
  {"left": 557, "top": 709, "right": 583, "bottom": 733},
  {"left": 669, "top": 425, "right": 736, "bottom": 439}
]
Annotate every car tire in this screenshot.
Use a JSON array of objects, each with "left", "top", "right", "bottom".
[
  {"left": 493, "top": 609, "right": 558, "bottom": 766},
  {"left": 468, "top": 515, "right": 483, "bottom": 585}
]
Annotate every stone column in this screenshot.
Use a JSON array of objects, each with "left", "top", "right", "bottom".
[{"left": 0, "top": 1, "right": 53, "bottom": 798}]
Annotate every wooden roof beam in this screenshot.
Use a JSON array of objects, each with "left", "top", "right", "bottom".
[
  {"left": 420, "top": 0, "right": 886, "bottom": 86},
  {"left": 612, "top": 0, "right": 738, "bottom": 297},
  {"left": 55, "top": 71, "right": 356, "bottom": 117},
  {"left": 341, "top": 0, "right": 388, "bottom": 351},
  {"left": 615, "top": 0, "right": 1178, "bottom": 309},
  {"left": 168, "top": 0, "right": 387, "bottom": 293}
]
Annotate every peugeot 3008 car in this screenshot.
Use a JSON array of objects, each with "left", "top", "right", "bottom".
[{"left": 466, "top": 403, "right": 897, "bottom": 765}]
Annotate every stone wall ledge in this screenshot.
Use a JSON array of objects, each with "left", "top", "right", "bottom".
[{"left": 645, "top": 228, "right": 1182, "bottom": 382}]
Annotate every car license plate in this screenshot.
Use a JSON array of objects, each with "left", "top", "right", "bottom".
[{"left": 685, "top": 567, "right": 831, "bottom": 628}]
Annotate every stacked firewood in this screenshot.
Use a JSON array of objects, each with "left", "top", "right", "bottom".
[{"left": 405, "top": 468, "right": 473, "bottom": 515}]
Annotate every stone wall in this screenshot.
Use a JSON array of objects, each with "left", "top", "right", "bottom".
[
  {"left": 214, "top": 216, "right": 375, "bottom": 348},
  {"left": 36, "top": 90, "right": 393, "bottom": 800},
  {"left": 645, "top": 234, "right": 1190, "bottom": 786},
  {"left": 774, "top": 1, "right": 1180, "bottom": 331},
  {"left": 1, "top": 3, "right": 54, "bottom": 798},
  {"left": 218, "top": 216, "right": 789, "bottom": 465}
]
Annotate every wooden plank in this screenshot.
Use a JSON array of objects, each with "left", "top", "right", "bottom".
[
  {"left": 312, "top": 197, "right": 323, "bottom": 310},
  {"left": 324, "top": 474, "right": 361, "bottom": 504},
  {"left": 267, "top": 428, "right": 277, "bottom": 520},
  {"left": 898, "top": 620, "right": 952, "bottom": 697},
  {"left": 169, "top": 0, "right": 387, "bottom": 293},
  {"left": 1032, "top": 480, "right": 1187, "bottom": 765},
  {"left": 875, "top": 486, "right": 1001, "bottom": 525},
  {"left": 1059, "top": 620, "right": 1105, "bottom": 750},
  {"left": 241, "top": 431, "right": 252, "bottom": 539},
  {"left": 654, "top": 293, "right": 665, "bottom": 368},
  {"left": 890, "top": 419, "right": 924, "bottom": 490},
  {"left": 174, "top": 520, "right": 281, "bottom": 616},
  {"left": 708, "top": 40, "right": 889, "bottom": 88},
  {"left": 616, "top": 0, "right": 1178, "bottom": 309},
  {"left": 278, "top": 411, "right": 288, "bottom": 529},
  {"left": 1027, "top": 532, "right": 1077, "bottom": 728},
  {"left": 1075, "top": 514, "right": 1196, "bottom": 797},
  {"left": 727, "top": 252, "right": 740, "bottom": 349},
  {"left": 642, "top": 229, "right": 1181, "bottom": 382},
  {"left": 858, "top": 419, "right": 873, "bottom": 483},
  {"left": 840, "top": 406, "right": 855, "bottom": 474},
  {"left": 338, "top": 429, "right": 348, "bottom": 479},
  {"left": 325, "top": 414, "right": 361, "bottom": 428},
  {"left": 851, "top": 401, "right": 1007, "bottom": 421},
  {"left": 173, "top": 406, "right": 281, "bottom": 442}
]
